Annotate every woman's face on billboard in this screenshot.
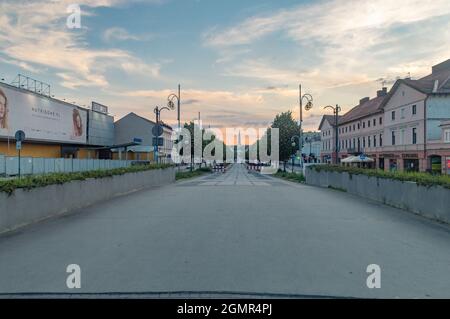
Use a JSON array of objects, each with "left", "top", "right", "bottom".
[
  {"left": 75, "top": 114, "right": 81, "bottom": 128},
  {"left": 0, "top": 94, "right": 6, "bottom": 119}
]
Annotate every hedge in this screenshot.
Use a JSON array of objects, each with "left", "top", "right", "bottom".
[
  {"left": 176, "top": 167, "right": 212, "bottom": 181},
  {"left": 0, "top": 164, "right": 173, "bottom": 195},
  {"left": 309, "top": 165, "right": 450, "bottom": 189},
  {"left": 275, "top": 170, "right": 305, "bottom": 183}
]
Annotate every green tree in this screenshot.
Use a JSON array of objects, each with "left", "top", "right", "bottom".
[{"left": 270, "top": 111, "right": 300, "bottom": 171}]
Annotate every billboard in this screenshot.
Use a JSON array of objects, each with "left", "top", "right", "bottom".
[{"left": 0, "top": 83, "right": 87, "bottom": 144}]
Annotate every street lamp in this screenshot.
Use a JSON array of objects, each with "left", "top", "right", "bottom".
[
  {"left": 297, "top": 84, "right": 313, "bottom": 168},
  {"left": 167, "top": 84, "right": 181, "bottom": 129},
  {"left": 154, "top": 104, "right": 175, "bottom": 163},
  {"left": 291, "top": 136, "right": 301, "bottom": 173},
  {"left": 323, "top": 104, "right": 341, "bottom": 165}
]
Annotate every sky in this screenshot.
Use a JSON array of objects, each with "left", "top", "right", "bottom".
[{"left": 1, "top": 0, "right": 450, "bottom": 134}]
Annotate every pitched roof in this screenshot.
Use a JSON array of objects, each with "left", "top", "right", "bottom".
[
  {"left": 118, "top": 112, "right": 173, "bottom": 130},
  {"left": 318, "top": 114, "right": 341, "bottom": 130},
  {"left": 339, "top": 94, "right": 387, "bottom": 125},
  {"left": 391, "top": 59, "right": 450, "bottom": 95}
]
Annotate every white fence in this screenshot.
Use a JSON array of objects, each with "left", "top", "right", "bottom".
[{"left": 0, "top": 155, "right": 132, "bottom": 176}]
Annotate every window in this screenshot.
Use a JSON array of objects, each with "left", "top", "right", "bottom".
[
  {"left": 368, "top": 136, "right": 371, "bottom": 148},
  {"left": 412, "top": 104, "right": 417, "bottom": 115},
  {"left": 363, "top": 137, "right": 366, "bottom": 148},
  {"left": 445, "top": 130, "right": 450, "bottom": 143},
  {"left": 380, "top": 134, "right": 383, "bottom": 147},
  {"left": 353, "top": 124, "right": 356, "bottom": 131},
  {"left": 392, "top": 111, "right": 396, "bottom": 121},
  {"left": 412, "top": 128, "right": 417, "bottom": 145},
  {"left": 363, "top": 122, "right": 366, "bottom": 129},
  {"left": 353, "top": 138, "right": 356, "bottom": 148},
  {"left": 373, "top": 119, "right": 376, "bottom": 127},
  {"left": 373, "top": 135, "right": 377, "bottom": 147},
  {"left": 368, "top": 120, "right": 371, "bottom": 128},
  {"left": 401, "top": 108, "right": 405, "bottom": 119},
  {"left": 358, "top": 123, "right": 360, "bottom": 130},
  {"left": 392, "top": 131, "right": 396, "bottom": 145},
  {"left": 379, "top": 117, "right": 383, "bottom": 125},
  {"left": 401, "top": 129, "right": 405, "bottom": 145}
]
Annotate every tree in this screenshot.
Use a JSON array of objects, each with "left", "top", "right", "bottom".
[{"left": 270, "top": 111, "right": 300, "bottom": 172}]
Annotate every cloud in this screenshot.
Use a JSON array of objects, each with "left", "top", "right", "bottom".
[
  {"left": 205, "top": 0, "right": 450, "bottom": 90},
  {"left": 103, "top": 27, "right": 152, "bottom": 42},
  {"left": 0, "top": 0, "right": 164, "bottom": 89}
]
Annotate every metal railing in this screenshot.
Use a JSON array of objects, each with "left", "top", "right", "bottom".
[{"left": 0, "top": 155, "right": 132, "bottom": 177}]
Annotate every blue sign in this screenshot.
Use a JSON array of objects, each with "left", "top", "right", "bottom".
[
  {"left": 360, "top": 154, "right": 366, "bottom": 160},
  {"left": 133, "top": 137, "right": 143, "bottom": 144}
]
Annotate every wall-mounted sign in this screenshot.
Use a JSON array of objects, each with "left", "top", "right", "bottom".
[{"left": 91, "top": 101, "right": 108, "bottom": 114}]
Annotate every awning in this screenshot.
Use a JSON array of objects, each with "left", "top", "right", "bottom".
[{"left": 341, "top": 155, "right": 375, "bottom": 163}]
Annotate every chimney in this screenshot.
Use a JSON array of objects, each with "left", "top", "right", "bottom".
[
  {"left": 359, "top": 97, "right": 370, "bottom": 105},
  {"left": 432, "top": 59, "right": 450, "bottom": 74},
  {"left": 377, "top": 87, "right": 388, "bottom": 97}
]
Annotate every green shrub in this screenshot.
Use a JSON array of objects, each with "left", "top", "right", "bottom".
[
  {"left": 309, "top": 165, "right": 450, "bottom": 189},
  {"left": 176, "top": 168, "right": 211, "bottom": 181},
  {"left": 274, "top": 171, "right": 305, "bottom": 183},
  {"left": 0, "top": 164, "right": 173, "bottom": 195}
]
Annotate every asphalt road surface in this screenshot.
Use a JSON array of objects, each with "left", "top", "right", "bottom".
[{"left": 1, "top": 164, "right": 450, "bottom": 298}]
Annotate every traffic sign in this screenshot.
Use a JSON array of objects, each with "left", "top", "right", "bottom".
[
  {"left": 15, "top": 130, "right": 26, "bottom": 142},
  {"left": 152, "top": 125, "right": 163, "bottom": 137},
  {"left": 16, "top": 141, "right": 22, "bottom": 150}
]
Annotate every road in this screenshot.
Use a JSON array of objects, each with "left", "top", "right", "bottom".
[{"left": 1, "top": 164, "right": 450, "bottom": 298}]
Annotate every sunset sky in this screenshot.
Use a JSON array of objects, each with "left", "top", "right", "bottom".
[{"left": 1, "top": 0, "right": 450, "bottom": 133}]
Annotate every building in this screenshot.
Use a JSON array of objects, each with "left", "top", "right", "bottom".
[
  {"left": 381, "top": 59, "right": 450, "bottom": 173},
  {"left": 338, "top": 88, "right": 388, "bottom": 169},
  {"left": 113, "top": 112, "right": 173, "bottom": 162},
  {"left": 318, "top": 115, "right": 340, "bottom": 163},
  {"left": 301, "top": 131, "right": 321, "bottom": 163},
  {"left": 318, "top": 59, "right": 450, "bottom": 174},
  {"left": 0, "top": 81, "right": 114, "bottom": 159}
]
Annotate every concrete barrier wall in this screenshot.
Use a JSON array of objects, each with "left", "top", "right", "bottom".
[
  {"left": 0, "top": 167, "right": 175, "bottom": 234},
  {"left": 305, "top": 168, "right": 450, "bottom": 224}
]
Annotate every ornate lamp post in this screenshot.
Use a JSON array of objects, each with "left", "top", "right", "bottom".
[
  {"left": 291, "top": 136, "right": 301, "bottom": 173},
  {"left": 154, "top": 104, "right": 174, "bottom": 163},
  {"left": 297, "top": 84, "right": 313, "bottom": 168},
  {"left": 323, "top": 104, "right": 341, "bottom": 164},
  {"left": 167, "top": 85, "right": 181, "bottom": 129}
]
